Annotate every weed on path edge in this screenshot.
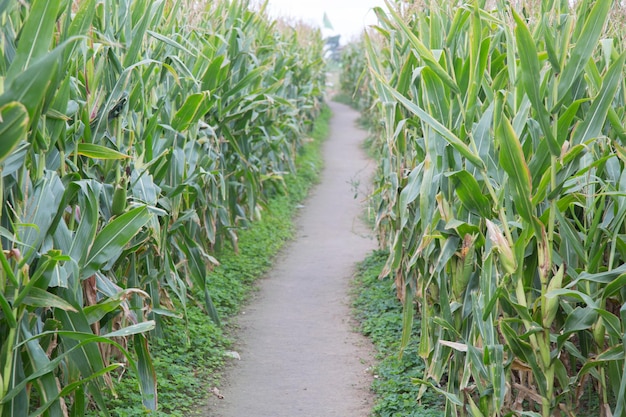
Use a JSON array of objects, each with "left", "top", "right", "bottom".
[{"left": 352, "top": 251, "right": 444, "bottom": 417}]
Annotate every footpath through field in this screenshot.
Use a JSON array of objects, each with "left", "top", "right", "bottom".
[{"left": 207, "top": 101, "right": 377, "bottom": 417}]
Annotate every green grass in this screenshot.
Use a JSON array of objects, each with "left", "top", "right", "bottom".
[
  {"left": 352, "top": 251, "right": 444, "bottom": 417},
  {"left": 91, "top": 106, "right": 330, "bottom": 416}
]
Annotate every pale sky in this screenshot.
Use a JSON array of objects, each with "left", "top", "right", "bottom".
[{"left": 265, "top": 0, "right": 386, "bottom": 43}]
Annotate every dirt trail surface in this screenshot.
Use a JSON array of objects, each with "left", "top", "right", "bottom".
[{"left": 207, "top": 101, "right": 377, "bottom": 417}]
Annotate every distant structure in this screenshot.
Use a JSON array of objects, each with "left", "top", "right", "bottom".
[
  {"left": 322, "top": 12, "right": 341, "bottom": 62},
  {"left": 325, "top": 34, "right": 341, "bottom": 61}
]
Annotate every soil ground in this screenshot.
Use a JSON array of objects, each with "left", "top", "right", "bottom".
[{"left": 206, "top": 101, "right": 377, "bottom": 417}]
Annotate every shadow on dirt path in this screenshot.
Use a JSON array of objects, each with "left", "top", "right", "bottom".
[{"left": 206, "top": 101, "right": 376, "bottom": 417}]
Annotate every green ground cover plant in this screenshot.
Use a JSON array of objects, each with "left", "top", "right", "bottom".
[{"left": 353, "top": 251, "right": 444, "bottom": 417}]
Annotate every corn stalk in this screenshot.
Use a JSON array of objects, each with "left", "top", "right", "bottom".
[
  {"left": 0, "top": 0, "right": 325, "bottom": 415},
  {"left": 352, "top": 0, "right": 626, "bottom": 415}
]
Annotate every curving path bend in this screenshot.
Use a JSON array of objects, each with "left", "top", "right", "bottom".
[{"left": 207, "top": 101, "right": 376, "bottom": 417}]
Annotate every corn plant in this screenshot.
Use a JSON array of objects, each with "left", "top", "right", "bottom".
[
  {"left": 0, "top": 0, "right": 325, "bottom": 415},
  {"left": 340, "top": 41, "right": 377, "bottom": 113},
  {"left": 354, "top": 0, "right": 626, "bottom": 415}
]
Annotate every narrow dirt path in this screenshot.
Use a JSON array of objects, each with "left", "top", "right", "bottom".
[{"left": 207, "top": 101, "right": 376, "bottom": 417}]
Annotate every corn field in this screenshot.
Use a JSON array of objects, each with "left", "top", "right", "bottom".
[
  {"left": 0, "top": 0, "right": 325, "bottom": 415},
  {"left": 343, "top": 0, "right": 626, "bottom": 416}
]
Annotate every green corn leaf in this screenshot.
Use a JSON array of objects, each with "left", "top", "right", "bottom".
[
  {"left": 1, "top": 141, "right": 29, "bottom": 178},
  {"left": 0, "top": 291, "right": 16, "bottom": 328},
  {"left": 557, "top": 98, "right": 587, "bottom": 145},
  {"left": 372, "top": 70, "right": 484, "bottom": 169},
  {"left": 104, "top": 321, "right": 156, "bottom": 338},
  {"left": 464, "top": 3, "right": 485, "bottom": 125},
  {"left": 497, "top": 116, "right": 534, "bottom": 223},
  {"left": 500, "top": 320, "right": 546, "bottom": 395},
  {"left": 0, "top": 238, "right": 18, "bottom": 288},
  {"left": 18, "top": 321, "right": 157, "bottom": 344},
  {"left": 28, "top": 364, "right": 121, "bottom": 417},
  {"left": 577, "top": 345, "right": 625, "bottom": 379},
  {"left": 473, "top": 102, "right": 496, "bottom": 173},
  {"left": 542, "top": 15, "right": 561, "bottom": 72},
  {"left": 561, "top": 306, "right": 598, "bottom": 337},
  {"left": 66, "top": 0, "right": 96, "bottom": 39},
  {"left": 53, "top": 309, "right": 111, "bottom": 414},
  {"left": 0, "top": 0, "right": 11, "bottom": 14},
  {"left": 22, "top": 287, "right": 77, "bottom": 312},
  {"left": 221, "top": 66, "right": 266, "bottom": 101},
  {"left": 201, "top": 55, "right": 230, "bottom": 92},
  {"left": 399, "top": 282, "right": 414, "bottom": 359},
  {"left": 171, "top": 91, "right": 212, "bottom": 132},
  {"left": 571, "top": 51, "right": 626, "bottom": 146},
  {"left": 176, "top": 233, "right": 221, "bottom": 325},
  {"left": 467, "top": 394, "right": 486, "bottom": 417},
  {"left": 70, "top": 385, "right": 85, "bottom": 416},
  {"left": 82, "top": 206, "right": 151, "bottom": 279},
  {"left": 482, "top": 287, "right": 503, "bottom": 321},
  {"left": 19, "top": 325, "right": 65, "bottom": 417},
  {"left": 512, "top": 8, "right": 559, "bottom": 155},
  {"left": 445, "top": 6, "right": 470, "bottom": 46},
  {"left": 613, "top": 320, "right": 626, "bottom": 417},
  {"left": 554, "top": 209, "right": 586, "bottom": 262},
  {"left": 397, "top": 53, "right": 417, "bottom": 98},
  {"left": 5, "top": 0, "right": 61, "bottom": 84},
  {"left": 90, "top": 59, "right": 159, "bottom": 135},
  {"left": 83, "top": 289, "right": 149, "bottom": 325},
  {"left": 1, "top": 328, "right": 133, "bottom": 405},
  {"left": 547, "top": 289, "right": 598, "bottom": 310},
  {"left": 18, "top": 172, "right": 65, "bottom": 264},
  {"left": 595, "top": 309, "right": 622, "bottom": 341},
  {"left": 384, "top": 0, "right": 459, "bottom": 94},
  {"left": 417, "top": 304, "right": 431, "bottom": 361},
  {"left": 499, "top": 323, "right": 531, "bottom": 366},
  {"left": 432, "top": 317, "right": 462, "bottom": 338},
  {"left": 0, "top": 102, "right": 28, "bottom": 163},
  {"left": 75, "top": 143, "right": 130, "bottom": 160},
  {"left": 421, "top": 67, "right": 449, "bottom": 123},
  {"left": 603, "top": 273, "right": 626, "bottom": 299},
  {"left": 412, "top": 378, "right": 463, "bottom": 407},
  {"left": 123, "top": 0, "right": 158, "bottom": 68},
  {"left": 134, "top": 334, "right": 158, "bottom": 410},
  {"left": 557, "top": 0, "right": 612, "bottom": 102},
  {"left": 419, "top": 153, "right": 436, "bottom": 232},
  {"left": 449, "top": 170, "right": 492, "bottom": 218},
  {"left": 399, "top": 162, "right": 424, "bottom": 228},
  {"left": 0, "top": 40, "right": 77, "bottom": 119},
  {"left": 148, "top": 30, "right": 194, "bottom": 56},
  {"left": 487, "top": 344, "right": 506, "bottom": 411},
  {"left": 67, "top": 181, "right": 101, "bottom": 267}
]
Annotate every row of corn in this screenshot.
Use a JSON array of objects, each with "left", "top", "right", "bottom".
[
  {"left": 0, "top": 0, "right": 325, "bottom": 415},
  {"left": 343, "top": 0, "right": 626, "bottom": 416}
]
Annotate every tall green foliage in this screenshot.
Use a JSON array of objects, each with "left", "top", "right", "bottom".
[
  {"left": 349, "top": 0, "right": 626, "bottom": 416},
  {"left": 340, "top": 42, "right": 376, "bottom": 114},
  {"left": 0, "top": 0, "right": 325, "bottom": 415}
]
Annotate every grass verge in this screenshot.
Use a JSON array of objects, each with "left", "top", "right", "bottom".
[
  {"left": 94, "top": 106, "right": 330, "bottom": 416},
  {"left": 352, "top": 250, "right": 444, "bottom": 417}
]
